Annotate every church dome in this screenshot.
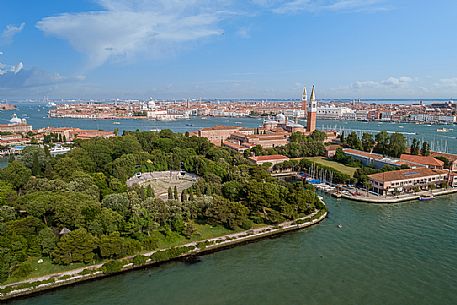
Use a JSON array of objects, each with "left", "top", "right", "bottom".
[{"left": 276, "top": 113, "right": 286, "bottom": 123}]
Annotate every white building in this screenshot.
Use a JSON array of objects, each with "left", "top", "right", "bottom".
[{"left": 317, "top": 106, "right": 353, "bottom": 120}]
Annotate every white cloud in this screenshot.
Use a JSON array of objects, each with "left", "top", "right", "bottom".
[
  {"left": 11, "top": 62, "right": 23, "bottom": 74},
  {"left": 37, "top": 0, "right": 231, "bottom": 68},
  {"left": 0, "top": 60, "right": 23, "bottom": 76},
  {"left": 254, "top": 0, "right": 388, "bottom": 14},
  {"left": 0, "top": 60, "right": 83, "bottom": 90},
  {"left": 352, "top": 76, "right": 414, "bottom": 89},
  {"left": 435, "top": 78, "right": 457, "bottom": 89},
  {"left": 1, "top": 23, "right": 26, "bottom": 44}
]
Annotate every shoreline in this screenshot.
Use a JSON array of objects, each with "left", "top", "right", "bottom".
[{"left": 0, "top": 207, "right": 327, "bottom": 301}]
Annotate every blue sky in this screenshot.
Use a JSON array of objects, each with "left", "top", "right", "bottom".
[{"left": 1, "top": 0, "right": 457, "bottom": 100}]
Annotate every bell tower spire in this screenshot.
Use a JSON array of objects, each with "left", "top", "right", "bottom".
[
  {"left": 302, "top": 85, "right": 307, "bottom": 116},
  {"left": 306, "top": 85, "right": 317, "bottom": 133}
]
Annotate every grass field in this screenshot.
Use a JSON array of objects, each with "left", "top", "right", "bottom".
[
  {"left": 4, "top": 257, "right": 87, "bottom": 285},
  {"left": 305, "top": 157, "right": 358, "bottom": 177}
]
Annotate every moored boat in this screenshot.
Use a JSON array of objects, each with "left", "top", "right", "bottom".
[{"left": 418, "top": 194, "right": 434, "bottom": 201}]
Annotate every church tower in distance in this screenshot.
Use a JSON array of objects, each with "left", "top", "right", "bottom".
[
  {"left": 306, "top": 85, "right": 317, "bottom": 133},
  {"left": 302, "top": 85, "right": 307, "bottom": 116}
]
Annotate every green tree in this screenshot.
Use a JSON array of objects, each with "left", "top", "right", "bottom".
[
  {"left": 38, "top": 227, "right": 57, "bottom": 256},
  {"left": 32, "top": 152, "right": 42, "bottom": 176},
  {"left": 173, "top": 186, "right": 178, "bottom": 200},
  {"left": 101, "top": 192, "right": 129, "bottom": 215},
  {"left": 340, "top": 131, "right": 345, "bottom": 144},
  {"left": 0, "top": 180, "right": 16, "bottom": 206},
  {"left": 388, "top": 133, "right": 407, "bottom": 158},
  {"left": 0, "top": 205, "right": 17, "bottom": 222},
  {"left": 345, "top": 131, "right": 362, "bottom": 150},
  {"left": 310, "top": 130, "right": 327, "bottom": 142},
  {"left": 181, "top": 189, "right": 187, "bottom": 202},
  {"left": 98, "top": 232, "right": 141, "bottom": 259},
  {"left": 420, "top": 141, "right": 431, "bottom": 156},
  {"left": 374, "top": 131, "right": 390, "bottom": 155},
  {"left": 168, "top": 187, "right": 173, "bottom": 200},
  {"left": 361, "top": 132, "right": 375, "bottom": 152},
  {"left": 410, "top": 138, "right": 420, "bottom": 155},
  {"left": 52, "top": 228, "right": 97, "bottom": 264},
  {"left": 1, "top": 161, "right": 32, "bottom": 191}
]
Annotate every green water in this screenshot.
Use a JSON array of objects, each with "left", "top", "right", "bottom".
[{"left": 9, "top": 194, "right": 457, "bottom": 305}]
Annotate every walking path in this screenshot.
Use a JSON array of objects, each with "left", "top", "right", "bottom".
[
  {"left": 339, "top": 188, "right": 457, "bottom": 203},
  {"left": 1, "top": 206, "right": 327, "bottom": 300}
]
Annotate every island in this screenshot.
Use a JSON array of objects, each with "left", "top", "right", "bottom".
[{"left": 0, "top": 129, "right": 327, "bottom": 300}]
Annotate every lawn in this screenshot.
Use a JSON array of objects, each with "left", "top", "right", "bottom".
[
  {"left": 4, "top": 257, "right": 87, "bottom": 285},
  {"left": 304, "top": 157, "right": 358, "bottom": 177}
]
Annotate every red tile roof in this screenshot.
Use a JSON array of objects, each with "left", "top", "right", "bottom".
[
  {"left": 325, "top": 144, "right": 342, "bottom": 151},
  {"left": 343, "top": 148, "right": 383, "bottom": 160},
  {"left": 200, "top": 125, "right": 240, "bottom": 131},
  {"left": 431, "top": 152, "right": 457, "bottom": 163},
  {"left": 400, "top": 154, "right": 444, "bottom": 167},
  {"left": 369, "top": 168, "right": 448, "bottom": 182},
  {"left": 249, "top": 154, "right": 289, "bottom": 162}
]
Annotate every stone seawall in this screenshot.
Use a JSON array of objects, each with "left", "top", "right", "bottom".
[{"left": 1, "top": 208, "right": 328, "bottom": 301}]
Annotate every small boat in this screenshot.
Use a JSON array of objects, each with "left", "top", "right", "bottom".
[
  {"left": 337, "top": 224, "right": 343, "bottom": 229},
  {"left": 437, "top": 128, "right": 448, "bottom": 132},
  {"left": 185, "top": 123, "right": 193, "bottom": 126},
  {"left": 112, "top": 122, "right": 121, "bottom": 125},
  {"left": 418, "top": 194, "right": 434, "bottom": 201}
]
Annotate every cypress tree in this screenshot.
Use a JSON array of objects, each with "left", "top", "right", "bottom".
[
  {"left": 173, "top": 186, "right": 178, "bottom": 200},
  {"left": 168, "top": 187, "right": 173, "bottom": 200},
  {"left": 32, "top": 152, "right": 41, "bottom": 176}
]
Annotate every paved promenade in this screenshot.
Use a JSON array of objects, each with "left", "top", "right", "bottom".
[{"left": 339, "top": 188, "right": 457, "bottom": 203}]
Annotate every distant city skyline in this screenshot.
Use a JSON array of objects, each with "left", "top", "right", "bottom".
[{"left": 1, "top": 0, "right": 457, "bottom": 100}]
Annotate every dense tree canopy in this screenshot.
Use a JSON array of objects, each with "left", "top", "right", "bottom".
[{"left": 0, "top": 130, "right": 322, "bottom": 283}]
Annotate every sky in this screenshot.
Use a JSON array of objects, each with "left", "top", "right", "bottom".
[{"left": 0, "top": 0, "right": 457, "bottom": 100}]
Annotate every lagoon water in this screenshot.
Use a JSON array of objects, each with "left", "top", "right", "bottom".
[
  {"left": 3, "top": 104, "right": 457, "bottom": 304},
  {"left": 10, "top": 194, "right": 457, "bottom": 305}
]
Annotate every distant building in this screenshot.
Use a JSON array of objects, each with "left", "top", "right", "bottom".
[
  {"left": 0, "top": 114, "right": 32, "bottom": 133},
  {"left": 317, "top": 106, "right": 353, "bottom": 120},
  {"left": 37, "top": 127, "right": 115, "bottom": 141},
  {"left": 324, "top": 145, "right": 342, "bottom": 158},
  {"left": 369, "top": 168, "right": 449, "bottom": 196},
  {"left": 197, "top": 126, "right": 242, "bottom": 146},
  {"left": 229, "top": 132, "right": 289, "bottom": 149},
  {"left": 0, "top": 104, "right": 16, "bottom": 110},
  {"left": 343, "top": 148, "right": 404, "bottom": 169},
  {"left": 75, "top": 130, "right": 116, "bottom": 140},
  {"left": 249, "top": 154, "right": 290, "bottom": 166}
]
